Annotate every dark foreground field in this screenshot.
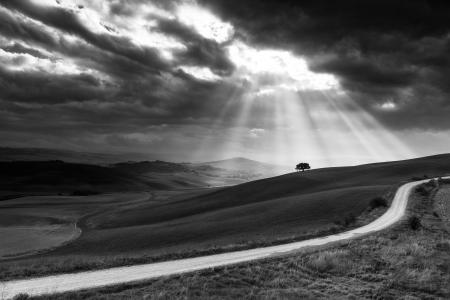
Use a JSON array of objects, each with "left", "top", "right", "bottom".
[
  {"left": 28, "top": 180, "right": 450, "bottom": 300},
  {"left": 1, "top": 154, "right": 450, "bottom": 281}
]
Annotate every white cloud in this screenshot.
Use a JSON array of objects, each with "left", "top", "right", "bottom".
[
  {"left": 176, "top": 3, "right": 234, "bottom": 43},
  {"left": 179, "top": 65, "right": 221, "bottom": 81},
  {"left": 227, "top": 41, "right": 340, "bottom": 91},
  {"left": 379, "top": 101, "right": 397, "bottom": 111},
  {"left": 0, "top": 49, "right": 93, "bottom": 76},
  {"left": 248, "top": 128, "right": 266, "bottom": 138}
]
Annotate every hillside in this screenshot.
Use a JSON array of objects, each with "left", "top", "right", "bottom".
[
  {"left": 0, "top": 161, "right": 151, "bottom": 197},
  {"left": 111, "top": 158, "right": 288, "bottom": 189},
  {"left": 0, "top": 160, "right": 227, "bottom": 198},
  {"left": 193, "top": 157, "right": 289, "bottom": 177},
  {"left": 1, "top": 154, "right": 450, "bottom": 280},
  {"left": 0, "top": 158, "right": 270, "bottom": 199},
  {"left": 44, "top": 180, "right": 450, "bottom": 300},
  {"left": 180, "top": 154, "right": 450, "bottom": 211},
  {"left": 0, "top": 148, "right": 288, "bottom": 192},
  {"left": 113, "top": 161, "right": 192, "bottom": 173},
  {"left": 111, "top": 161, "right": 258, "bottom": 189},
  {"left": 0, "top": 147, "right": 151, "bottom": 165},
  {"left": 21, "top": 154, "right": 450, "bottom": 258}
]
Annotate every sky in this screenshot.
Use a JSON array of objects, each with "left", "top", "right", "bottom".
[{"left": 0, "top": 0, "right": 449, "bottom": 167}]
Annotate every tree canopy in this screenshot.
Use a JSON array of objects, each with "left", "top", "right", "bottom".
[{"left": 295, "top": 162, "right": 311, "bottom": 172}]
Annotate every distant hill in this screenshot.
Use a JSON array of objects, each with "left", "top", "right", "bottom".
[
  {"left": 0, "top": 160, "right": 151, "bottom": 197},
  {"left": 0, "top": 147, "right": 153, "bottom": 165},
  {"left": 113, "top": 161, "right": 192, "bottom": 174},
  {"left": 193, "top": 157, "right": 289, "bottom": 178},
  {"left": 0, "top": 148, "right": 289, "bottom": 183},
  {"left": 0, "top": 157, "right": 281, "bottom": 199},
  {"left": 111, "top": 159, "right": 284, "bottom": 189},
  {"left": 0, "top": 160, "right": 240, "bottom": 198}
]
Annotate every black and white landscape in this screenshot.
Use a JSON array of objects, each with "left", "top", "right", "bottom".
[{"left": 1, "top": 1, "right": 450, "bottom": 299}]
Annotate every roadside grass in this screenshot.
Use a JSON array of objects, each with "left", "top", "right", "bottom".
[
  {"left": 304, "top": 249, "right": 355, "bottom": 274},
  {"left": 0, "top": 217, "right": 369, "bottom": 282},
  {"left": 23, "top": 181, "right": 450, "bottom": 300}
]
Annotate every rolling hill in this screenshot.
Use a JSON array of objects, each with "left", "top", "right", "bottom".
[
  {"left": 0, "top": 147, "right": 152, "bottom": 165},
  {"left": 0, "top": 160, "right": 235, "bottom": 198},
  {"left": 111, "top": 159, "right": 277, "bottom": 189},
  {"left": 4, "top": 153, "right": 448, "bottom": 262},
  {"left": 0, "top": 158, "right": 285, "bottom": 200},
  {"left": 0, "top": 147, "right": 289, "bottom": 194},
  {"left": 0, "top": 161, "right": 151, "bottom": 197},
  {"left": 192, "top": 157, "right": 290, "bottom": 178}
]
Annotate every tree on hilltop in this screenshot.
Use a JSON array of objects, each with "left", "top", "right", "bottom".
[{"left": 295, "top": 162, "right": 311, "bottom": 172}]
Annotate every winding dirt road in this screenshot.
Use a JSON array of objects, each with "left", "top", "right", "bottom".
[{"left": 0, "top": 178, "right": 437, "bottom": 299}]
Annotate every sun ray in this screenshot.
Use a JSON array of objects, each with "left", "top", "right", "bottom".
[
  {"left": 321, "top": 91, "right": 414, "bottom": 162},
  {"left": 190, "top": 81, "right": 258, "bottom": 162},
  {"left": 273, "top": 92, "right": 290, "bottom": 166},
  {"left": 189, "top": 84, "right": 246, "bottom": 162},
  {"left": 319, "top": 92, "right": 383, "bottom": 161},
  {"left": 293, "top": 92, "right": 334, "bottom": 166},
  {"left": 342, "top": 93, "right": 415, "bottom": 159}
]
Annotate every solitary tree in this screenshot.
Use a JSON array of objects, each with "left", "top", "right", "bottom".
[{"left": 295, "top": 162, "right": 311, "bottom": 172}]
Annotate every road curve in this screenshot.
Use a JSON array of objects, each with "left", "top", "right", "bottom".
[{"left": 0, "top": 178, "right": 439, "bottom": 299}]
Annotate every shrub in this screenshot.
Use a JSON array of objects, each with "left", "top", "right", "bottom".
[
  {"left": 415, "top": 186, "right": 429, "bottom": 196},
  {"left": 438, "top": 177, "right": 450, "bottom": 184},
  {"left": 306, "top": 250, "right": 354, "bottom": 274},
  {"left": 71, "top": 189, "right": 100, "bottom": 196},
  {"left": 13, "top": 294, "right": 30, "bottom": 300},
  {"left": 412, "top": 175, "right": 430, "bottom": 181},
  {"left": 369, "top": 197, "right": 388, "bottom": 210},
  {"left": 408, "top": 215, "right": 421, "bottom": 230},
  {"left": 425, "top": 179, "right": 437, "bottom": 188},
  {"left": 344, "top": 213, "right": 356, "bottom": 226},
  {"left": 436, "top": 240, "right": 450, "bottom": 251}
]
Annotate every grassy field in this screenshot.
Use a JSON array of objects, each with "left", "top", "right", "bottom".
[
  {"left": 26, "top": 180, "right": 450, "bottom": 299},
  {"left": 0, "top": 192, "right": 152, "bottom": 260},
  {"left": 0, "top": 224, "right": 79, "bottom": 259},
  {"left": 1, "top": 154, "right": 450, "bottom": 282}
]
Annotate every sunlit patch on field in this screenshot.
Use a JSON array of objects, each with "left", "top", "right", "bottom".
[
  {"left": 0, "top": 192, "right": 151, "bottom": 260},
  {"left": 0, "top": 224, "right": 80, "bottom": 259}
]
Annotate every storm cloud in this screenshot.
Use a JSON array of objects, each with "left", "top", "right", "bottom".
[
  {"left": 201, "top": 0, "right": 450, "bottom": 129},
  {"left": 0, "top": 0, "right": 449, "bottom": 162}
]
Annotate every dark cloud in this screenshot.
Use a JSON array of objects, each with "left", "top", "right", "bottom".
[
  {"left": 0, "top": 65, "right": 108, "bottom": 104},
  {"left": 156, "top": 18, "right": 235, "bottom": 75},
  {"left": 0, "top": 0, "right": 449, "bottom": 159},
  {"left": 0, "top": 7, "right": 147, "bottom": 79},
  {"left": 0, "top": 7, "right": 60, "bottom": 49},
  {"left": 1, "top": 42, "right": 48, "bottom": 59},
  {"left": 201, "top": 0, "right": 450, "bottom": 129},
  {"left": 311, "top": 56, "right": 417, "bottom": 88},
  {"left": 0, "top": 0, "right": 238, "bottom": 121},
  {"left": 2, "top": 0, "right": 169, "bottom": 72}
]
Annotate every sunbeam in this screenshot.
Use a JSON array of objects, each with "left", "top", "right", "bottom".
[
  {"left": 322, "top": 91, "right": 414, "bottom": 162},
  {"left": 193, "top": 78, "right": 414, "bottom": 168}
]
